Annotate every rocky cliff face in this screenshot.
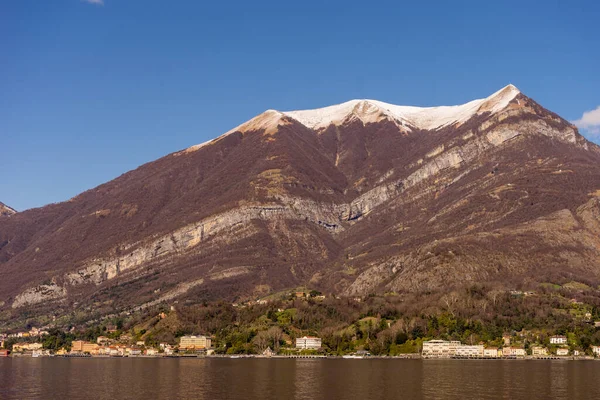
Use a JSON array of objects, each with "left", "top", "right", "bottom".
[{"left": 2, "top": 85, "right": 600, "bottom": 325}]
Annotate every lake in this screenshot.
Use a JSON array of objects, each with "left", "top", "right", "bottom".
[{"left": 1, "top": 358, "right": 599, "bottom": 399}]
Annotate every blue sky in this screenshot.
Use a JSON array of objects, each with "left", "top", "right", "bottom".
[{"left": 2, "top": 0, "right": 599, "bottom": 211}]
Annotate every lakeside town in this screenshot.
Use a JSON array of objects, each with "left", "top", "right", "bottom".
[
  {"left": 3, "top": 325, "right": 600, "bottom": 360},
  {"left": 4, "top": 285, "right": 600, "bottom": 361}
]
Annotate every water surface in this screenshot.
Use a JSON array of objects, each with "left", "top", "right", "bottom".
[{"left": 1, "top": 358, "right": 598, "bottom": 399}]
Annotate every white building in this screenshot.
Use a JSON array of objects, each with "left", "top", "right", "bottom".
[
  {"left": 592, "top": 346, "right": 600, "bottom": 356},
  {"left": 550, "top": 336, "right": 567, "bottom": 345},
  {"left": 422, "top": 340, "right": 460, "bottom": 358},
  {"left": 295, "top": 336, "right": 321, "bottom": 350},
  {"left": 556, "top": 347, "right": 569, "bottom": 356},
  {"left": 455, "top": 345, "right": 484, "bottom": 358},
  {"left": 146, "top": 348, "right": 159, "bottom": 356}
]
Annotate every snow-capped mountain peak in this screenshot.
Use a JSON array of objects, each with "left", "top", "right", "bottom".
[{"left": 182, "top": 85, "right": 521, "bottom": 154}]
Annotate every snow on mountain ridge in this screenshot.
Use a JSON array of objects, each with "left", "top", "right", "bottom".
[
  {"left": 284, "top": 84, "right": 521, "bottom": 131},
  {"left": 0, "top": 202, "right": 16, "bottom": 216}
]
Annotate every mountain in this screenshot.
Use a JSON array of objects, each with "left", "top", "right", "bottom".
[
  {"left": 0, "top": 202, "right": 16, "bottom": 217},
  {"left": 2, "top": 84, "right": 600, "bottom": 326}
]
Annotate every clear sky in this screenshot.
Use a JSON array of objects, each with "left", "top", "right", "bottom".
[{"left": 2, "top": 0, "right": 599, "bottom": 211}]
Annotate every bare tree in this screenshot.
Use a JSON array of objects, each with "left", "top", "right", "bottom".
[
  {"left": 252, "top": 330, "right": 270, "bottom": 353},
  {"left": 267, "top": 326, "right": 283, "bottom": 351}
]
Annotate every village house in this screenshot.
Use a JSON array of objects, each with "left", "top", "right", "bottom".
[
  {"left": 295, "top": 336, "right": 322, "bottom": 350},
  {"left": 0, "top": 349, "right": 10, "bottom": 357},
  {"left": 531, "top": 346, "right": 549, "bottom": 356},
  {"left": 421, "top": 340, "right": 460, "bottom": 358},
  {"left": 13, "top": 343, "right": 43, "bottom": 352},
  {"left": 550, "top": 336, "right": 567, "bottom": 345},
  {"left": 120, "top": 334, "right": 133, "bottom": 343},
  {"left": 556, "top": 347, "right": 569, "bottom": 356},
  {"left": 27, "top": 327, "right": 48, "bottom": 337},
  {"left": 146, "top": 348, "right": 159, "bottom": 356},
  {"left": 179, "top": 335, "right": 211, "bottom": 350},
  {"left": 262, "top": 347, "right": 275, "bottom": 357},
  {"left": 592, "top": 346, "right": 600, "bottom": 356},
  {"left": 502, "top": 335, "right": 511, "bottom": 346},
  {"left": 502, "top": 347, "right": 526, "bottom": 357},
  {"left": 128, "top": 348, "right": 142, "bottom": 356},
  {"left": 483, "top": 347, "right": 499, "bottom": 358},
  {"left": 96, "top": 336, "right": 111, "bottom": 345}
]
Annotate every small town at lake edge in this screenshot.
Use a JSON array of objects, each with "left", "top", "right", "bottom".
[{"left": 4, "top": 286, "right": 600, "bottom": 361}]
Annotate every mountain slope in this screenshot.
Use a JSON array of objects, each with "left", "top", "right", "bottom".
[{"left": 2, "top": 85, "right": 600, "bottom": 326}]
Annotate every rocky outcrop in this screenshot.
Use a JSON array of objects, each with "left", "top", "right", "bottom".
[{"left": 12, "top": 283, "right": 66, "bottom": 308}]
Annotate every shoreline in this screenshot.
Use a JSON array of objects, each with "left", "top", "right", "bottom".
[{"left": 3, "top": 354, "right": 598, "bottom": 361}]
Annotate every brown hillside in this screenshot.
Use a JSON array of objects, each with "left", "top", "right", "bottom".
[{"left": 1, "top": 86, "right": 600, "bottom": 325}]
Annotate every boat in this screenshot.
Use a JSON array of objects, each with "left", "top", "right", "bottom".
[{"left": 342, "top": 355, "right": 364, "bottom": 359}]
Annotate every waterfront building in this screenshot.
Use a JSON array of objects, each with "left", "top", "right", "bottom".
[
  {"left": 0, "top": 349, "right": 10, "bottom": 357},
  {"left": 483, "top": 347, "right": 499, "bottom": 358},
  {"left": 421, "top": 340, "right": 460, "bottom": 358},
  {"left": 592, "top": 346, "right": 600, "bottom": 356},
  {"left": 531, "top": 346, "right": 549, "bottom": 356},
  {"left": 262, "top": 347, "right": 275, "bottom": 357},
  {"left": 71, "top": 340, "right": 100, "bottom": 354},
  {"left": 146, "top": 348, "right": 159, "bottom": 356},
  {"left": 295, "top": 336, "right": 322, "bottom": 350},
  {"left": 550, "top": 336, "right": 567, "bottom": 345},
  {"left": 455, "top": 345, "right": 484, "bottom": 358},
  {"left": 556, "top": 347, "right": 569, "bottom": 356},
  {"left": 179, "top": 335, "right": 211, "bottom": 350},
  {"left": 502, "top": 347, "right": 525, "bottom": 357},
  {"left": 12, "top": 343, "right": 43, "bottom": 352},
  {"left": 129, "top": 348, "right": 142, "bottom": 356}
]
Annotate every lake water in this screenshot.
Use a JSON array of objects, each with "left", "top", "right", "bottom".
[{"left": 1, "top": 358, "right": 599, "bottom": 399}]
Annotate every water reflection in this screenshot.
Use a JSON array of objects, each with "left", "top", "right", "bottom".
[{"left": 1, "top": 358, "right": 599, "bottom": 400}]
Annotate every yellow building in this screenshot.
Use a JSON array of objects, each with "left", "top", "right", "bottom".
[
  {"left": 13, "top": 343, "right": 43, "bottom": 352},
  {"left": 179, "top": 335, "right": 211, "bottom": 350},
  {"left": 71, "top": 340, "right": 100, "bottom": 354}
]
